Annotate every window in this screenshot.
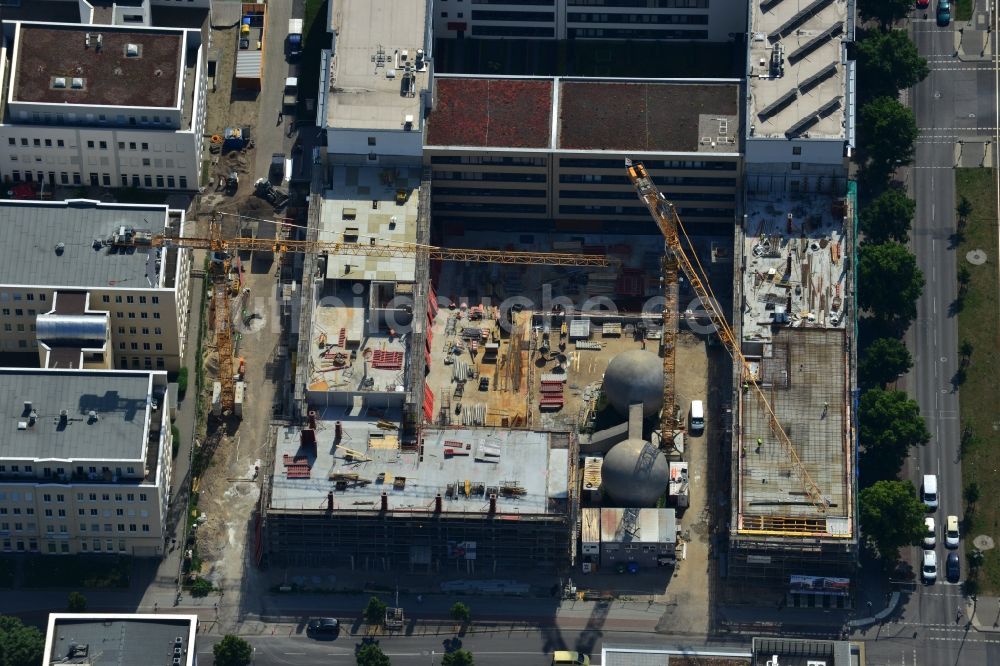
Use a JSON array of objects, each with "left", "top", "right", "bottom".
[
  {"left": 791, "top": 162, "right": 801, "bottom": 170},
  {"left": 151, "top": 296, "right": 159, "bottom": 305},
  {"left": 56, "top": 494, "right": 64, "bottom": 502},
  {"left": 144, "top": 175, "right": 152, "bottom": 187},
  {"left": 102, "top": 295, "right": 110, "bottom": 303},
  {"left": 104, "top": 524, "right": 112, "bottom": 533},
  {"left": 167, "top": 176, "right": 175, "bottom": 188},
  {"left": 156, "top": 175, "right": 164, "bottom": 188},
  {"left": 155, "top": 343, "right": 163, "bottom": 351},
  {"left": 130, "top": 342, "right": 138, "bottom": 351},
  {"left": 140, "top": 312, "right": 148, "bottom": 319},
  {"left": 99, "top": 141, "right": 107, "bottom": 149},
  {"left": 102, "top": 494, "right": 110, "bottom": 501},
  {"left": 117, "top": 524, "right": 125, "bottom": 532},
  {"left": 792, "top": 146, "right": 802, "bottom": 155},
  {"left": 129, "top": 524, "right": 137, "bottom": 532},
  {"left": 129, "top": 142, "right": 137, "bottom": 150},
  {"left": 139, "top": 494, "right": 148, "bottom": 502},
  {"left": 128, "top": 312, "right": 136, "bottom": 319},
  {"left": 129, "top": 327, "right": 137, "bottom": 335},
  {"left": 80, "top": 523, "right": 87, "bottom": 531},
  {"left": 154, "top": 327, "right": 162, "bottom": 335},
  {"left": 78, "top": 509, "right": 85, "bottom": 516},
  {"left": 58, "top": 140, "right": 65, "bottom": 148},
  {"left": 141, "top": 524, "right": 150, "bottom": 532},
  {"left": 6, "top": 138, "right": 12, "bottom": 146},
  {"left": 44, "top": 510, "right": 52, "bottom": 517},
  {"left": 33, "top": 139, "right": 40, "bottom": 147},
  {"left": 43, "top": 494, "right": 51, "bottom": 503},
  {"left": 118, "top": 142, "right": 125, "bottom": 150},
  {"left": 58, "top": 509, "right": 65, "bottom": 517},
  {"left": 368, "top": 137, "right": 377, "bottom": 146},
  {"left": 87, "top": 141, "right": 94, "bottom": 149},
  {"left": 127, "top": 493, "right": 134, "bottom": 502},
  {"left": 102, "top": 173, "right": 111, "bottom": 186},
  {"left": 141, "top": 142, "right": 149, "bottom": 151},
  {"left": 143, "top": 343, "right": 150, "bottom": 351},
  {"left": 179, "top": 176, "right": 188, "bottom": 189},
  {"left": 153, "top": 312, "right": 160, "bottom": 319},
  {"left": 45, "top": 139, "right": 51, "bottom": 147}
]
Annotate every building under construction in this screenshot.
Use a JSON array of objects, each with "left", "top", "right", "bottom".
[
  {"left": 260, "top": 414, "right": 576, "bottom": 571},
  {"left": 727, "top": 185, "right": 858, "bottom": 588}
]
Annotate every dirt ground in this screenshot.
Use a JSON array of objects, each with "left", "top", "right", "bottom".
[{"left": 183, "top": 22, "right": 288, "bottom": 610}]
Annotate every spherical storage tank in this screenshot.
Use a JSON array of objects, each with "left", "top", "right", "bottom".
[
  {"left": 602, "top": 349, "right": 664, "bottom": 418},
  {"left": 600, "top": 438, "right": 669, "bottom": 507}
]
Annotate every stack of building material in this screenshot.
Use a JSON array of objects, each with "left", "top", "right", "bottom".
[
  {"left": 540, "top": 379, "right": 564, "bottom": 410},
  {"left": 282, "top": 454, "right": 311, "bottom": 479},
  {"left": 371, "top": 350, "right": 404, "bottom": 369}
]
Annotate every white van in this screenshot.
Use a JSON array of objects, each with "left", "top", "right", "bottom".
[
  {"left": 690, "top": 400, "right": 705, "bottom": 433},
  {"left": 922, "top": 474, "right": 938, "bottom": 510}
]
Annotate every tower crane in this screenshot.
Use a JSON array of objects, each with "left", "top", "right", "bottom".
[
  {"left": 625, "top": 159, "right": 828, "bottom": 513},
  {"left": 109, "top": 217, "right": 611, "bottom": 415}
]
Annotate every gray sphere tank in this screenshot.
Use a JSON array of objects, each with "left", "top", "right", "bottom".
[
  {"left": 603, "top": 349, "right": 664, "bottom": 418},
  {"left": 601, "top": 438, "right": 669, "bottom": 507}
]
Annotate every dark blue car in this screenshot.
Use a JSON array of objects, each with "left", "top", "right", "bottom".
[{"left": 937, "top": 0, "right": 951, "bottom": 25}]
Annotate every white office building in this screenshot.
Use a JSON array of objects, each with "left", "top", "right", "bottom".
[
  {"left": 0, "top": 21, "right": 207, "bottom": 191},
  {"left": 0, "top": 369, "right": 172, "bottom": 557}
]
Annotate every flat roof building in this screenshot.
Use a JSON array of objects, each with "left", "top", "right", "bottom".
[
  {"left": 432, "top": 0, "right": 747, "bottom": 42},
  {"left": 43, "top": 613, "right": 197, "bottom": 666},
  {"left": 0, "top": 369, "right": 173, "bottom": 556},
  {"left": 262, "top": 415, "right": 576, "bottom": 570},
  {"left": 0, "top": 21, "right": 207, "bottom": 191},
  {"left": 317, "top": 0, "right": 433, "bottom": 164},
  {"left": 0, "top": 198, "right": 192, "bottom": 372},
  {"left": 425, "top": 75, "right": 741, "bottom": 228}
]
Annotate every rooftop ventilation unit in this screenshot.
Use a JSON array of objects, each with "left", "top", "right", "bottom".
[
  {"left": 126, "top": 43, "right": 140, "bottom": 57},
  {"left": 85, "top": 33, "right": 91, "bottom": 48},
  {"left": 52, "top": 77, "right": 67, "bottom": 89},
  {"left": 71, "top": 78, "right": 85, "bottom": 89},
  {"left": 787, "top": 23, "right": 844, "bottom": 64},
  {"left": 87, "top": 410, "right": 98, "bottom": 424},
  {"left": 23, "top": 400, "right": 32, "bottom": 413},
  {"left": 95, "top": 34, "right": 103, "bottom": 50}
]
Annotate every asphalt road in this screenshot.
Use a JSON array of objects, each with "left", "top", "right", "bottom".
[
  {"left": 193, "top": 629, "right": 749, "bottom": 666},
  {"left": 856, "top": 9, "right": 1000, "bottom": 666}
]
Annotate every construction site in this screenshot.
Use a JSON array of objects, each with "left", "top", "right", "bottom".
[{"left": 725, "top": 183, "right": 857, "bottom": 598}]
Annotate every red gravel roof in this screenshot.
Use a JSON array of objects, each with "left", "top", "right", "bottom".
[
  {"left": 558, "top": 82, "right": 738, "bottom": 152},
  {"left": 427, "top": 78, "right": 553, "bottom": 148}
]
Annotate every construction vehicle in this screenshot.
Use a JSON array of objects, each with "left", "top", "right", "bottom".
[
  {"left": 225, "top": 171, "right": 238, "bottom": 195},
  {"left": 625, "top": 159, "right": 828, "bottom": 513},
  {"left": 110, "top": 217, "right": 610, "bottom": 416},
  {"left": 286, "top": 18, "right": 303, "bottom": 60},
  {"left": 254, "top": 178, "right": 289, "bottom": 209},
  {"left": 222, "top": 126, "right": 253, "bottom": 153}
]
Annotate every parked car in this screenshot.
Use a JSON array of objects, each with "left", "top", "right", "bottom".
[
  {"left": 922, "top": 549, "right": 938, "bottom": 583},
  {"left": 945, "top": 514, "right": 960, "bottom": 548},
  {"left": 307, "top": 618, "right": 339, "bottom": 637},
  {"left": 924, "top": 517, "right": 936, "bottom": 548},
  {"left": 937, "top": 0, "right": 951, "bottom": 25},
  {"left": 917, "top": 0, "right": 929, "bottom": 8},
  {"left": 947, "top": 552, "right": 961, "bottom": 582}
]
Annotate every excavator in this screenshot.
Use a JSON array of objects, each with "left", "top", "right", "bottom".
[
  {"left": 109, "top": 215, "right": 611, "bottom": 415},
  {"left": 625, "top": 159, "right": 828, "bottom": 514}
]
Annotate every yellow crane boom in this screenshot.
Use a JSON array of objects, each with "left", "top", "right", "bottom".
[
  {"left": 112, "top": 217, "right": 611, "bottom": 416},
  {"left": 625, "top": 159, "right": 828, "bottom": 513}
]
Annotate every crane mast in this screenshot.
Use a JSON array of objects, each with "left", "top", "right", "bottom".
[
  {"left": 115, "top": 218, "right": 612, "bottom": 416},
  {"left": 625, "top": 159, "right": 828, "bottom": 513}
]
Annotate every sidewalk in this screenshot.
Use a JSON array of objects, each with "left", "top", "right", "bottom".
[{"left": 955, "top": 0, "right": 994, "bottom": 61}]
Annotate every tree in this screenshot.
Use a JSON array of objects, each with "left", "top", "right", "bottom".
[
  {"left": 357, "top": 643, "right": 391, "bottom": 666},
  {"left": 858, "top": 243, "right": 925, "bottom": 325},
  {"left": 364, "top": 596, "right": 387, "bottom": 626},
  {"left": 857, "top": 0, "right": 915, "bottom": 29},
  {"left": 213, "top": 635, "right": 253, "bottom": 666},
  {"left": 861, "top": 187, "right": 916, "bottom": 243},
  {"left": 190, "top": 577, "right": 213, "bottom": 598},
  {"left": 0, "top": 615, "right": 45, "bottom": 666},
  {"left": 960, "top": 339, "right": 974, "bottom": 361},
  {"left": 956, "top": 196, "right": 973, "bottom": 224},
  {"left": 442, "top": 650, "right": 475, "bottom": 666},
  {"left": 449, "top": 602, "right": 471, "bottom": 625},
  {"left": 860, "top": 388, "right": 930, "bottom": 480},
  {"left": 859, "top": 480, "right": 927, "bottom": 559},
  {"left": 67, "top": 591, "right": 87, "bottom": 612},
  {"left": 859, "top": 337, "right": 912, "bottom": 388},
  {"left": 856, "top": 30, "right": 929, "bottom": 100},
  {"left": 859, "top": 97, "right": 919, "bottom": 179},
  {"left": 965, "top": 482, "right": 981, "bottom": 509}
]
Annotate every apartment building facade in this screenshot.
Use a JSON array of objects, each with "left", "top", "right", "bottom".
[
  {"left": 0, "top": 199, "right": 192, "bottom": 373},
  {"left": 0, "top": 21, "right": 207, "bottom": 191},
  {"left": 433, "top": 0, "right": 746, "bottom": 41},
  {"left": 425, "top": 75, "right": 741, "bottom": 230},
  {"left": 0, "top": 369, "right": 171, "bottom": 557}
]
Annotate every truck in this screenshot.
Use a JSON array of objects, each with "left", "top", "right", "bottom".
[
  {"left": 668, "top": 461, "right": 689, "bottom": 511},
  {"left": 235, "top": 3, "right": 266, "bottom": 90},
  {"left": 282, "top": 77, "right": 298, "bottom": 108},
  {"left": 286, "top": 18, "right": 303, "bottom": 60}
]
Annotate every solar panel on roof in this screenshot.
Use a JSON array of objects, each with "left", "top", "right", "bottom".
[
  {"left": 768, "top": 0, "right": 835, "bottom": 42},
  {"left": 785, "top": 113, "right": 820, "bottom": 137},
  {"left": 787, "top": 23, "right": 844, "bottom": 64},
  {"left": 816, "top": 96, "right": 842, "bottom": 116},
  {"left": 798, "top": 63, "right": 838, "bottom": 94},
  {"left": 757, "top": 89, "right": 798, "bottom": 120},
  {"left": 759, "top": 0, "right": 787, "bottom": 12}
]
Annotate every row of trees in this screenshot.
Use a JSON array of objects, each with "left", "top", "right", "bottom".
[{"left": 852, "top": 10, "right": 934, "bottom": 563}]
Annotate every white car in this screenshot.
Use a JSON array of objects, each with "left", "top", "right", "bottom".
[
  {"left": 924, "top": 517, "right": 936, "bottom": 548},
  {"left": 945, "top": 515, "right": 960, "bottom": 548},
  {"left": 922, "top": 549, "right": 938, "bottom": 583}
]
